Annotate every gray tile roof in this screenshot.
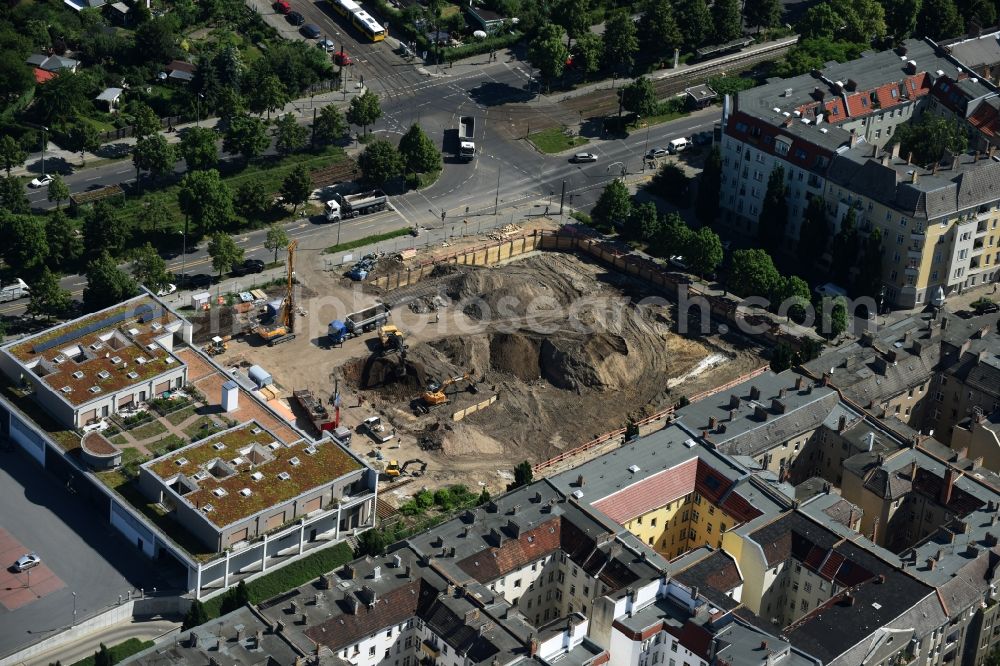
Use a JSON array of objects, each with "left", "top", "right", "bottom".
[{"left": 948, "top": 32, "right": 1000, "bottom": 69}]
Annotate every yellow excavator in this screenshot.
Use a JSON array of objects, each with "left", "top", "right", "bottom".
[
  {"left": 378, "top": 325, "right": 405, "bottom": 353},
  {"left": 421, "top": 372, "right": 477, "bottom": 407},
  {"left": 204, "top": 336, "right": 229, "bottom": 356},
  {"left": 255, "top": 240, "right": 299, "bottom": 346}
]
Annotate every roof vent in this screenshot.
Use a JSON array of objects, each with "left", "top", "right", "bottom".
[
  {"left": 137, "top": 356, "right": 147, "bottom": 364},
  {"left": 305, "top": 445, "right": 318, "bottom": 455},
  {"left": 212, "top": 487, "right": 228, "bottom": 497},
  {"left": 773, "top": 107, "right": 781, "bottom": 113},
  {"left": 72, "top": 371, "right": 85, "bottom": 379},
  {"left": 60, "top": 386, "right": 72, "bottom": 393},
  {"left": 175, "top": 457, "right": 188, "bottom": 466},
  {"left": 278, "top": 471, "right": 291, "bottom": 481},
  {"left": 231, "top": 456, "right": 244, "bottom": 466},
  {"left": 213, "top": 443, "right": 226, "bottom": 451},
  {"left": 628, "top": 464, "right": 640, "bottom": 473},
  {"left": 202, "top": 504, "right": 214, "bottom": 513},
  {"left": 89, "top": 386, "right": 102, "bottom": 394},
  {"left": 251, "top": 471, "right": 264, "bottom": 481},
  {"left": 97, "top": 370, "right": 111, "bottom": 380},
  {"left": 251, "top": 427, "right": 263, "bottom": 434},
  {"left": 54, "top": 354, "right": 65, "bottom": 363},
  {"left": 127, "top": 371, "right": 139, "bottom": 379},
  {"left": 90, "top": 342, "right": 103, "bottom": 351},
  {"left": 269, "top": 441, "right": 281, "bottom": 451},
  {"left": 571, "top": 489, "right": 584, "bottom": 499},
  {"left": 784, "top": 88, "right": 793, "bottom": 97},
  {"left": 128, "top": 328, "right": 139, "bottom": 336},
  {"left": 239, "top": 487, "right": 252, "bottom": 497},
  {"left": 289, "top": 457, "right": 301, "bottom": 466},
  {"left": 684, "top": 438, "right": 697, "bottom": 448}
]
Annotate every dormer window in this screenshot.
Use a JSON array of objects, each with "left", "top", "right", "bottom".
[
  {"left": 90, "top": 342, "right": 103, "bottom": 351},
  {"left": 202, "top": 504, "right": 214, "bottom": 513},
  {"left": 54, "top": 355, "right": 65, "bottom": 364},
  {"left": 146, "top": 344, "right": 157, "bottom": 352}
]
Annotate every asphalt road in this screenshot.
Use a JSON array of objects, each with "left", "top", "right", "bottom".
[{"left": 0, "top": 448, "right": 179, "bottom": 660}]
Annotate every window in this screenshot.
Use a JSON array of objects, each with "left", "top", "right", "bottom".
[
  {"left": 801, "top": 599, "right": 809, "bottom": 611},
  {"left": 571, "top": 585, "right": 576, "bottom": 595},
  {"left": 514, "top": 579, "right": 522, "bottom": 588},
  {"left": 651, "top": 518, "right": 657, "bottom": 527},
  {"left": 804, "top": 582, "right": 812, "bottom": 592},
  {"left": 708, "top": 505, "right": 715, "bottom": 515},
  {"left": 370, "top": 647, "right": 377, "bottom": 657},
  {"left": 707, "top": 524, "right": 713, "bottom": 534}
]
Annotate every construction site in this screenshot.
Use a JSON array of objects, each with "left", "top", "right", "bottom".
[{"left": 206, "top": 221, "right": 764, "bottom": 498}]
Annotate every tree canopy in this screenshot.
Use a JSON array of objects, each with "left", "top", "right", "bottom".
[
  {"left": 358, "top": 139, "right": 403, "bottom": 187},
  {"left": 398, "top": 124, "right": 442, "bottom": 175},
  {"left": 179, "top": 127, "right": 218, "bottom": 172},
  {"left": 346, "top": 90, "right": 382, "bottom": 137},
  {"left": 274, "top": 113, "right": 308, "bottom": 155},
  {"left": 892, "top": 113, "right": 968, "bottom": 165},
  {"left": 280, "top": 165, "right": 312, "bottom": 214},
  {"left": 592, "top": 179, "right": 632, "bottom": 230},
  {"left": 178, "top": 169, "right": 234, "bottom": 237},
  {"left": 208, "top": 232, "right": 244, "bottom": 277},
  {"left": 619, "top": 77, "right": 658, "bottom": 118},
  {"left": 84, "top": 252, "right": 138, "bottom": 312},
  {"left": 602, "top": 9, "right": 639, "bottom": 73}
]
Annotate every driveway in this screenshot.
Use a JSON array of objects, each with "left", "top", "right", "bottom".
[{"left": 0, "top": 447, "right": 180, "bottom": 660}]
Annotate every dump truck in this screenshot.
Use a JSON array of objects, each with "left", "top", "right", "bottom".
[
  {"left": 0, "top": 278, "right": 29, "bottom": 303},
  {"left": 325, "top": 189, "right": 389, "bottom": 221},
  {"left": 293, "top": 389, "right": 335, "bottom": 434},
  {"left": 360, "top": 415, "right": 393, "bottom": 443},
  {"left": 458, "top": 116, "right": 476, "bottom": 161}
]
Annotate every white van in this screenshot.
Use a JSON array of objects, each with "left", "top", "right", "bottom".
[{"left": 668, "top": 137, "right": 689, "bottom": 154}]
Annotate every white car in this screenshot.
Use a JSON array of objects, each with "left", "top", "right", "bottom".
[
  {"left": 28, "top": 175, "right": 54, "bottom": 188},
  {"left": 317, "top": 38, "right": 336, "bottom": 52},
  {"left": 13, "top": 553, "right": 40, "bottom": 572},
  {"left": 156, "top": 283, "right": 177, "bottom": 297},
  {"left": 571, "top": 152, "right": 598, "bottom": 163}
]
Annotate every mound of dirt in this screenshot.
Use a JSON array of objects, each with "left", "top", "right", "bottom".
[
  {"left": 489, "top": 333, "right": 541, "bottom": 381},
  {"left": 540, "top": 332, "right": 632, "bottom": 391},
  {"left": 349, "top": 354, "right": 429, "bottom": 394}
]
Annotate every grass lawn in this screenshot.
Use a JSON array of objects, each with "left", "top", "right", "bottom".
[
  {"left": 68, "top": 638, "right": 154, "bottom": 666},
  {"left": 528, "top": 127, "right": 589, "bottom": 154},
  {"left": 627, "top": 109, "right": 689, "bottom": 130},
  {"left": 149, "top": 434, "right": 187, "bottom": 457},
  {"left": 416, "top": 169, "right": 441, "bottom": 189},
  {"left": 164, "top": 404, "right": 197, "bottom": 426},
  {"left": 184, "top": 415, "right": 222, "bottom": 440},
  {"left": 323, "top": 227, "right": 415, "bottom": 254},
  {"left": 130, "top": 419, "right": 168, "bottom": 440},
  {"left": 109, "top": 432, "right": 128, "bottom": 446}
]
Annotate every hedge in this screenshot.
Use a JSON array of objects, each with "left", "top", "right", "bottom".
[
  {"left": 68, "top": 638, "right": 154, "bottom": 666},
  {"left": 203, "top": 541, "right": 353, "bottom": 618}
]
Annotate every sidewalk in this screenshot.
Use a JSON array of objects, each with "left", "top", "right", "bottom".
[{"left": 11, "top": 84, "right": 368, "bottom": 178}]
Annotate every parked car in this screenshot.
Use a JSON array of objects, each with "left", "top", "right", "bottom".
[
  {"left": 156, "top": 283, "right": 177, "bottom": 297},
  {"left": 272, "top": 0, "right": 291, "bottom": 13},
  {"left": 300, "top": 23, "right": 321, "bottom": 38},
  {"left": 178, "top": 273, "right": 212, "bottom": 289},
  {"left": 693, "top": 131, "right": 713, "bottom": 145},
  {"left": 231, "top": 259, "right": 265, "bottom": 277},
  {"left": 317, "top": 38, "right": 336, "bottom": 52},
  {"left": 28, "top": 174, "right": 54, "bottom": 188},
  {"left": 668, "top": 137, "right": 689, "bottom": 154},
  {"left": 333, "top": 50, "right": 353, "bottom": 66},
  {"left": 286, "top": 10, "right": 304, "bottom": 25},
  {"left": 570, "top": 152, "right": 598, "bottom": 163},
  {"left": 13, "top": 553, "right": 40, "bottom": 572},
  {"left": 646, "top": 147, "right": 669, "bottom": 159}
]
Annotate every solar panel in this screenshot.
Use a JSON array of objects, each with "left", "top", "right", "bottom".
[
  {"left": 138, "top": 305, "right": 163, "bottom": 324},
  {"left": 32, "top": 302, "right": 150, "bottom": 354}
]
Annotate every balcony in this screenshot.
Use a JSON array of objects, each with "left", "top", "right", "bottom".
[{"left": 421, "top": 642, "right": 440, "bottom": 658}]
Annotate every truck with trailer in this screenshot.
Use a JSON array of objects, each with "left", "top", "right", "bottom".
[
  {"left": 325, "top": 190, "right": 389, "bottom": 221},
  {"left": 458, "top": 116, "right": 476, "bottom": 161},
  {"left": 0, "top": 278, "right": 30, "bottom": 303},
  {"left": 327, "top": 304, "right": 391, "bottom": 344},
  {"left": 292, "top": 389, "right": 336, "bottom": 435}
]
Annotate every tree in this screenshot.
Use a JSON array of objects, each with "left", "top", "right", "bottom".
[
  {"left": 638, "top": 0, "right": 683, "bottom": 60},
  {"left": 832, "top": 0, "right": 886, "bottom": 42},
  {"left": 35, "top": 73, "right": 93, "bottom": 127},
  {"left": 265, "top": 224, "right": 289, "bottom": 263},
  {"left": 620, "top": 77, "right": 658, "bottom": 118},
  {"left": 83, "top": 201, "right": 128, "bottom": 259},
  {"left": 478, "top": 488, "right": 491, "bottom": 504},
  {"left": 223, "top": 113, "right": 270, "bottom": 163},
  {"left": 94, "top": 643, "right": 112, "bottom": 666},
  {"left": 130, "top": 102, "right": 161, "bottom": 139},
  {"left": 132, "top": 134, "right": 176, "bottom": 190},
  {"left": 235, "top": 181, "right": 271, "bottom": 220},
  {"left": 7, "top": 216, "right": 49, "bottom": 273},
  {"left": 831, "top": 208, "right": 860, "bottom": 287},
  {"left": 131, "top": 243, "right": 171, "bottom": 293},
  {"left": 674, "top": 0, "right": 712, "bottom": 48},
  {"left": 685, "top": 226, "right": 724, "bottom": 277},
  {"left": 798, "top": 196, "right": 830, "bottom": 271},
  {"left": 855, "top": 228, "right": 884, "bottom": 299},
  {"left": 798, "top": 4, "right": 844, "bottom": 39},
  {"left": 918, "top": 0, "right": 962, "bottom": 39},
  {"left": 743, "top": 0, "right": 782, "bottom": 33},
  {"left": 26, "top": 268, "right": 70, "bottom": 320},
  {"left": 179, "top": 127, "right": 218, "bottom": 172},
  {"left": 961, "top": 0, "right": 997, "bottom": 29},
  {"left": 771, "top": 37, "right": 868, "bottom": 78},
  {"left": 358, "top": 139, "right": 403, "bottom": 187},
  {"left": 280, "top": 166, "right": 313, "bottom": 214},
  {"left": 727, "top": 248, "right": 782, "bottom": 301},
  {"left": 0, "top": 136, "right": 27, "bottom": 176},
  {"left": 208, "top": 233, "right": 244, "bottom": 279},
  {"left": 182, "top": 600, "right": 209, "bottom": 630},
  {"left": 0, "top": 177, "right": 29, "bottom": 215},
  {"left": 624, "top": 202, "right": 660, "bottom": 241},
  {"left": 592, "top": 179, "right": 632, "bottom": 230},
  {"left": 64, "top": 123, "right": 101, "bottom": 167},
  {"left": 134, "top": 18, "right": 177, "bottom": 63},
  {"left": 355, "top": 528, "right": 387, "bottom": 558},
  {"left": 398, "top": 124, "right": 442, "bottom": 175},
  {"left": 777, "top": 275, "right": 811, "bottom": 321},
  {"left": 819, "top": 296, "right": 848, "bottom": 338},
  {"left": 47, "top": 210, "right": 82, "bottom": 266},
  {"left": 602, "top": 9, "right": 639, "bottom": 73},
  {"left": 528, "top": 23, "right": 570, "bottom": 86},
  {"left": 554, "top": 0, "right": 591, "bottom": 46},
  {"left": 651, "top": 212, "right": 692, "bottom": 257},
  {"left": 346, "top": 90, "right": 383, "bottom": 137},
  {"left": 508, "top": 460, "right": 533, "bottom": 490},
  {"left": 650, "top": 163, "right": 691, "bottom": 207},
  {"left": 883, "top": 0, "right": 921, "bottom": 41},
  {"left": 893, "top": 111, "right": 968, "bottom": 165},
  {"left": 84, "top": 252, "right": 138, "bottom": 312},
  {"left": 219, "top": 581, "right": 250, "bottom": 615},
  {"left": 47, "top": 174, "right": 69, "bottom": 209},
  {"left": 248, "top": 74, "right": 288, "bottom": 119},
  {"left": 712, "top": 0, "right": 743, "bottom": 43},
  {"left": 274, "top": 113, "right": 307, "bottom": 156},
  {"left": 573, "top": 33, "right": 605, "bottom": 75},
  {"left": 139, "top": 196, "right": 175, "bottom": 235},
  {"left": 770, "top": 343, "right": 794, "bottom": 372},
  {"left": 695, "top": 146, "right": 722, "bottom": 224},
  {"left": 313, "top": 104, "right": 348, "bottom": 147},
  {"left": 757, "top": 166, "right": 788, "bottom": 252},
  {"left": 0, "top": 55, "right": 35, "bottom": 107},
  {"left": 178, "top": 170, "right": 235, "bottom": 237}
]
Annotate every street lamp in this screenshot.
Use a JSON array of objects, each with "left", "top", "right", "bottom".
[
  {"left": 196, "top": 93, "right": 204, "bottom": 127},
  {"left": 41, "top": 126, "right": 48, "bottom": 176},
  {"left": 72, "top": 591, "right": 77, "bottom": 626}
]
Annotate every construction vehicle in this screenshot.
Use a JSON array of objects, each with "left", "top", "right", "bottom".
[
  {"left": 384, "top": 458, "right": 426, "bottom": 480},
  {"left": 256, "top": 241, "right": 299, "bottom": 346},
  {"left": 328, "top": 304, "right": 391, "bottom": 344},
  {"left": 458, "top": 116, "right": 476, "bottom": 161},
  {"left": 378, "top": 324, "right": 405, "bottom": 353},
  {"left": 325, "top": 189, "right": 389, "bottom": 222},
  {"left": 204, "top": 336, "right": 228, "bottom": 356},
  {"left": 421, "top": 372, "right": 477, "bottom": 408},
  {"left": 384, "top": 459, "right": 401, "bottom": 477},
  {"left": 360, "top": 415, "right": 393, "bottom": 443},
  {"left": 293, "top": 389, "right": 337, "bottom": 434}
]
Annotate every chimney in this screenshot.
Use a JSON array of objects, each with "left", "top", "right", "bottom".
[
  {"left": 891, "top": 142, "right": 902, "bottom": 159},
  {"left": 876, "top": 574, "right": 886, "bottom": 584},
  {"left": 911, "top": 169, "right": 918, "bottom": 183},
  {"left": 907, "top": 151, "right": 913, "bottom": 164},
  {"left": 347, "top": 595, "right": 360, "bottom": 615},
  {"left": 236, "top": 626, "right": 245, "bottom": 643},
  {"left": 942, "top": 317, "right": 949, "bottom": 330},
  {"left": 873, "top": 143, "right": 880, "bottom": 158},
  {"left": 254, "top": 630, "right": 263, "bottom": 649},
  {"left": 822, "top": 373, "right": 830, "bottom": 387},
  {"left": 771, "top": 398, "right": 786, "bottom": 414},
  {"left": 529, "top": 637, "right": 539, "bottom": 657},
  {"left": 750, "top": 385, "right": 761, "bottom": 400},
  {"left": 313, "top": 593, "right": 321, "bottom": 606},
  {"left": 795, "top": 376, "right": 805, "bottom": 390},
  {"left": 709, "top": 416, "right": 717, "bottom": 429},
  {"left": 404, "top": 564, "right": 412, "bottom": 579},
  {"left": 953, "top": 155, "right": 960, "bottom": 170},
  {"left": 576, "top": 474, "right": 586, "bottom": 487},
  {"left": 729, "top": 394, "right": 740, "bottom": 409},
  {"left": 754, "top": 405, "right": 769, "bottom": 421},
  {"left": 987, "top": 533, "right": 999, "bottom": 547},
  {"left": 189, "top": 633, "right": 199, "bottom": 648},
  {"left": 760, "top": 641, "right": 769, "bottom": 651},
  {"left": 778, "top": 387, "right": 787, "bottom": 399},
  {"left": 209, "top": 658, "right": 220, "bottom": 666},
  {"left": 906, "top": 59, "right": 917, "bottom": 74},
  {"left": 933, "top": 161, "right": 939, "bottom": 175},
  {"left": 729, "top": 408, "right": 738, "bottom": 421},
  {"left": 372, "top": 566, "right": 381, "bottom": 581},
  {"left": 838, "top": 414, "right": 848, "bottom": 432},
  {"left": 850, "top": 130, "right": 859, "bottom": 148},
  {"left": 942, "top": 468, "right": 956, "bottom": 505},
  {"left": 927, "top": 557, "right": 937, "bottom": 570},
  {"left": 910, "top": 461, "right": 919, "bottom": 481},
  {"left": 300, "top": 612, "right": 307, "bottom": 625},
  {"left": 844, "top": 592, "right": 856, "bottom": 606}
]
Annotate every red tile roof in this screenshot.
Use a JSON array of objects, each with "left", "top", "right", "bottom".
[
  {"left": 824, "top": 98, "right": 846, "bottom": 120},
  {"left": 33, "top": 67, "right": 55, "bottom": 83},
  {"left": 969, "top": 102, "right": 1000, "bottom": 138},
  {"left": 874, "top": 83, "right": 903, "bottom": 109},
  {"left": 456, "top": 517, "right": 562, "bottom": 582},
  {"left": 592, "top": 459, "right": 698, "bottom": 523},
  {"left": 819, "top": 550, "right": 846, "bottom": 579},
  {"left": 844, "top": 92, "right": 873, "bottom": 117},
  {"left": 904, "top": 73, "right": 931, "bottom": 98}
]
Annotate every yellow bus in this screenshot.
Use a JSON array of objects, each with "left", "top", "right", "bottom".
[
  {"left": 352, "top": 9, "right": 385, "bottom": 41},
  {"left": 331, "top": 0, "right": 357, "bottom": 18}
]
